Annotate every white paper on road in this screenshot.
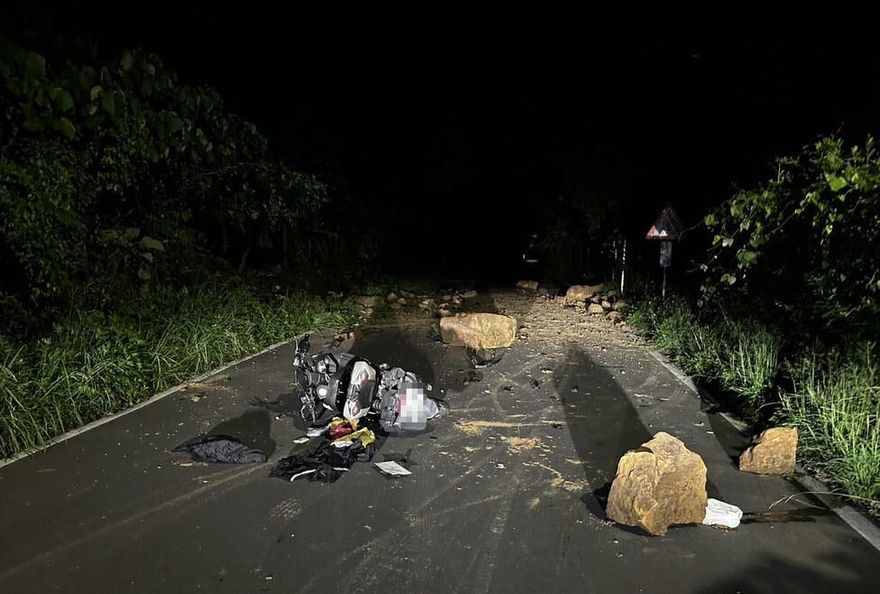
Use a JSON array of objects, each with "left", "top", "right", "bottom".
[
  {"left": 374, "top": 461, "right": 412, "bottom": 476},
  {"left": 703, "top": 498, "right": 743, "bottom": 528}
]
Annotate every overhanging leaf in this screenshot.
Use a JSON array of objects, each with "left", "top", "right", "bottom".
[
  {"left": 57, "top": 117, "right": 76, "bottom": 140},
  {"left": 139, "top": 236, "right": 165, "bottom": 251}
]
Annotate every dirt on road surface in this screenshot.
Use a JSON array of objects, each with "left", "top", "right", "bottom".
[{"left": 1, "top": 287, "right": 878, "bottom": 593}]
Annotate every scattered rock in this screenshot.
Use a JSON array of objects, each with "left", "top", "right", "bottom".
[
  {"left": 461, "top": 290, "right": 478, "bottom": 299},
  {"left": 739, "top": 427, "right": 798, "bottom": 475},
  {"left": 400, "top": 290, "right": 415, "bottom": 299},
  {"left": 590, "top": 295, "right": 603, "bottom": 304},
  {"left": 442, "top": 294, "right": 452, "bottom": 301},
  {"left": 606, "top": 311, "right": 622, "bottom": 322},
  {"left": 389, "top": 302, "right": 403, "bottom": 311},
  {"left": 397, "top": 298, "right": 407, "bottom": 305},
  {"left": 354, "top": 295, "right": 383, "bottom": 308},
  {"left": 601, "top": 300, "right": 612, "bottom": 310},
  {"left": 606, "top": 432, "right": 708, "bottom": 536},
  {"left": 386, "top": 292, "right": 398, "bottom": 302},
  {"left": 438, "top": 308, "right": 452, "bottom": 317},
  {"left": 439, "top": 313, "right": 517, "bottom": 349},
  {"left": 588, "top": 303, "right": 605, "bottom": 315},
  {"left": 564, "top": 283, "right": 605, "bottom": 303},
  {"left": 612, "top": 300, "right": 628, "bottom": 312},
  {"left": 516, "top": 280, "right": 540, "bottom": 292}
]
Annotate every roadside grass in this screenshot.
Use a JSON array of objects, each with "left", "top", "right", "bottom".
[
  {"left": 0, "top": 285, "right": 357, "bottom": 458},
  {"left": 628, "top": 297, "right": 880, "bottom": 518},
  {"left": 628, "top": 298, "right": 781, "bottom": 412},
  {"left": 784, "top": 345, "right": 880, "bottom": 506}
]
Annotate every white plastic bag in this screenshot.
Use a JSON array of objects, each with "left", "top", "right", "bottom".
[{"left": 703, "top": 498, "right": 743, "bottom": 529}]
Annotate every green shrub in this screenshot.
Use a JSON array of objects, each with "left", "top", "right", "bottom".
[
  {"left": 701, "top": 136, "right": 880, "bottom": 341},
  {"left": 0, "top": 36, "right": 330, "bottom": 315}
]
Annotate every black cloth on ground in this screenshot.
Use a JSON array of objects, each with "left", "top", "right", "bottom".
[
  {"left": 172, "top": 434, "right": 267, "bottom": 463},
  {"left": 270, "top": 439, "right": 376, "bottom": 483}
]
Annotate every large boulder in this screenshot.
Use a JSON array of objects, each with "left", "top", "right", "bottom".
[
  {"left": 739, "top": 427, "right": 798, "bottom": 475},
  {"left": 606, "top": 432, "right": 708, "bottom": 536},
  {"left": 439, "top": 313, "right": 517, "bottom": 349},
  {"left": 564, "top": 283, "right": 605, "bottom": 303}
]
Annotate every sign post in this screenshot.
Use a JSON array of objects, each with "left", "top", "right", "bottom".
[{"left": 646, "top": 206, "right": 684, "bottom": 299}]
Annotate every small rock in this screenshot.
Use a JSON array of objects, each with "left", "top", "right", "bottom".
[
  {"left": 612, "top": 300, "right": 628, "bottom": 312},
  {"left": 386, "top": 292, "right": 398, "bottom": 302},
  {"left": 354, "top": 295, "right": 383, "bottom": 308},
  {"left": 739, "top": 427, "right": 798, "bottom": 475},
  {"left": 590, "top": 295, "right": 603, "bottom": 304},
  {"left": 601, "top": 300, "right": 612, "bottom": 310},
  {"left": 438, "top": 308, "right": 452, "bottom": 317},
  {"left": 606, "top": 311, "right": 622, "bottom": 322},
  {"left": 461, "top": 290, "right": 478, "bottom": 299},
  {"left": 564, "top": 284, "right": 604, "bottom": 303},
  {"left": 516, "top": 280, "right": 540, "bottom": 292},
  {"left": 397, "top": 298, "right": 407, "bottom": 305},
  {"left": 389, "top": 303, "right": 403, "bottom": 311},
  {"left": 442, "top": 294, "right": 452, "bottom": 301},
  {"left": 588, "top": 303, "right": 605, "bottom": 315},
  {"left": 400, "top": 290, "right": 415, "bottom": 298}
]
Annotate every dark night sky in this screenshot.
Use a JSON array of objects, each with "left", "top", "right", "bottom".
[{"left": 8, "top": 2, "right": 880, "bottom": 277}]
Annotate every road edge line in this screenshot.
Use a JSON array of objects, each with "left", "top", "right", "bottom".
[
  {"left": 649, "top": 349, "right": 880, "bottom": 552},
  {"left": 0, "top": 336, "right": 304, "bottom": 470}
]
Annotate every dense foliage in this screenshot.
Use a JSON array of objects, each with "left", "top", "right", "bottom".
[
  {"left": 0, "top": 36, "right": 352, "bottom": 329},
  {"left": 700, "top": 137, "right": 880, "bottom": 340}
]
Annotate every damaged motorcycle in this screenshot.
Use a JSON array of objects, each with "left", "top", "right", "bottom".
[{"left": 292, "top": 334, "right": 442, "bottom": 433}]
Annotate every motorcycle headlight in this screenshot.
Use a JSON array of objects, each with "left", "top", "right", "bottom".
[{"left": 317, "top": 385, "right": 328, "bottom": 398}]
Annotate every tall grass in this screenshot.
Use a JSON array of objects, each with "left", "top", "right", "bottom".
[
  {"left": 629, "top": 297, "right": 879, "bottom": 516},
  {"left": 718, "top": 322, "right": 781, "bottom": 406},
  {"left": 0, "top": 285, "right": 356, "bottom": 458},
  {"left": 784, "top": 345, "right": 880, "bottom": 503},
  {"left": 628, "top": 298, "right": 781, "bottom": 410}
]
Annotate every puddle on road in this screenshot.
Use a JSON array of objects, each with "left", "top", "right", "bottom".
[{"left": 741, "top": 507, "right": 834, "bottom": 524}]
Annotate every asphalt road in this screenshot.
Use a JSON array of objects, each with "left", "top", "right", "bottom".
[{"left": 1, "top": 291, "right": 879, "bottom": 593}]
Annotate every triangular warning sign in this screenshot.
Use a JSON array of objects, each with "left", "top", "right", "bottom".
[{"left": 646, "top": 206, "right": 684, "bottom": 240}]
